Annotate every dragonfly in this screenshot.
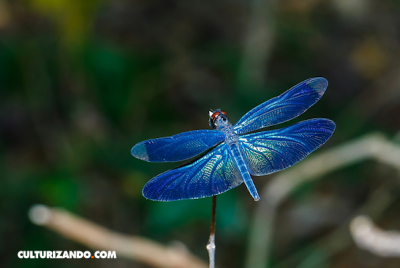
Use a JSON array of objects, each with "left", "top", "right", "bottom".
[{"left": 131, "top": 77, "right": 335, "bottom": 202}]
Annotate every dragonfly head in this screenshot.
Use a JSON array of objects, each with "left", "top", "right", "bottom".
[{"left": 209, "top": 109, "right": 229, "bottom": 129}]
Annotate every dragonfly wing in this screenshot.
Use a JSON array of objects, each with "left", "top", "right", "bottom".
[
  {"left": 239, "top": 118, "right": 335, "bottom": 176},
  {"left": 131, "top": 130, "right": 225, "bottom": 162},
  {"left": 142, "top": 143, "right": 243, "bottom": 201},
  {"left": 234, "top": 77, "right": 328, "bottom": 134}
]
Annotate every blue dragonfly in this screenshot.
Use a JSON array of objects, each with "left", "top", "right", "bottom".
[{"left": 131, "top": 77, "right": 335, "bottom": 201}]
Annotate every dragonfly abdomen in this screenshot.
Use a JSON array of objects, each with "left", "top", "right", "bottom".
[{"left": 228, "top": 142, "right": 260, "bottom": 201}]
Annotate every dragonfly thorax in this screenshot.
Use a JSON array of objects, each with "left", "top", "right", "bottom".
[{"left": 208, "top": 109, "right": 239, "bottom": 145}]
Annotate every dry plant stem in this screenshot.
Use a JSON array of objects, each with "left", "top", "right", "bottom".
[
  {"left": 0, "top": 0, "right": 11, "bottom": 28},
  {"left": 29, "top": 205, "right": 207, "bottom": 268},
  {"left": 350, "top": 215, "right": 400, "bottom": 257},
  {"left": 239, "top": 0, "right": 277, "bottom": 88},
  {"left": 245, "top": 133, "right": 400, "bottom": 268},
  {"left": 207, "top": 196, "right": 217, "bottom": 268},
  {"left": 278, "top": 180, "right": 398, "bottom": 268}
]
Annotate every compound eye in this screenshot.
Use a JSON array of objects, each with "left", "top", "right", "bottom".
[
  {"left": 220, "top": 111, "right": 228, "bottom": 117},
  {"left": 211, "top": 112, "right": 219, "bottom": 120}
]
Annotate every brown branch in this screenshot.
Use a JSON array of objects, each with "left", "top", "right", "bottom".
[{"left": 29, "top": 205, "right": 207, "bottom": 268}]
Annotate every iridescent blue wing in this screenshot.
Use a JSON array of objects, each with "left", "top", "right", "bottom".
[
  {"left": 131, "top": 130, "right": 225, "bottom": 162},
  {"left": 239, "top": 118, "right": 335, "bottom": 176},
  {"left": 234, "top": 78, "right": 328, "bottom": 134},
  {"left": 142, "top": 143, "right": 243, "bottom": 201}
]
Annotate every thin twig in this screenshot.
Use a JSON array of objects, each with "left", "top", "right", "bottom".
[
  {"left": 29, "top": 205, "right": 207, "bottom": 268},
  {"left": 207, "top": 196, "right": 217, "bottom": 268},
  {"left": 245, "top": 133, "right": 400, "bottom": 268}
]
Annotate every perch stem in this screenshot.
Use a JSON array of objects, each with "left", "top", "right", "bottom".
[{"left": 207, "top": 195, "right": 217, "bottom": 268}]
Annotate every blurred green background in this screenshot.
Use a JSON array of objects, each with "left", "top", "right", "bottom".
[{"left": 2, "top": 0, "right": 400, "bottom": 267}]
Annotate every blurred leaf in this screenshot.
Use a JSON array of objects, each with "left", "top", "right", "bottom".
[
  {"left": 38, "top": 174, "right": 80, "bottom": 210},
  {"left": 350, "top": 38, "right": 389, "bottom": 78},
  {"left": 28, "top": 0, "right": 101, "bottom": 45}
]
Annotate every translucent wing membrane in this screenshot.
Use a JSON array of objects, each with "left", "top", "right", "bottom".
[
  {"left": 234, "top": 78, "right": 328, "bottom": 134},
  {"left": 142, "top": 144, "right": 243, "bottom": 201},
  {"left": 239, "top": 118, "right": 335, "bottom": 176},
  {"left": 131, "top": 130, "right": 225, "bottom": 162}
]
